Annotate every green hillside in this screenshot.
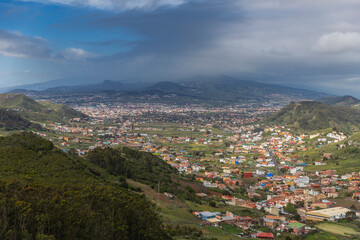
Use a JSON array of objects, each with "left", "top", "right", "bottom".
[
  {"left": 320, "top": 95, "right": 360, "bottom": 108},
  {"left": 302, "top": 131, "right": 360, "bottom": 174},
  {"left": 0, "top": 108, "right": 41, "bottom": 131},
  {"left": 265, "top": 101, "right": 360, "bottom": 132},
  {"left": 0, "top": 132, "right": 169, "bottom": 239},
  {"left": 86, "top": 147, "right": 178, "bottom": 192},
  {"left": 0, "top": 93, "right": 86, "bottom": 123}
]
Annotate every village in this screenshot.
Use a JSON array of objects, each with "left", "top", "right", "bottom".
[{"left": 35, "top": 103, "right": 360, "bottom": 239}]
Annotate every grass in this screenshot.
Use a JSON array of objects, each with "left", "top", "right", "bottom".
[
  {"left": 306, "top": 157, "right": 360, "bottom": 175},
  {"left": 316, "top": 223, "right": 359, "bottom": 237},
  {"left": 304, "top": 231, "right": 341, "bottom": 240}
]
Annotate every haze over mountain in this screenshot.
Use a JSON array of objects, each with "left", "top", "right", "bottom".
[
  {"left": 2, "top": 1, "right": 360, "bottom": 96},
  {"left": 9, "top": 76, "right": 331, "bottom": 105}
]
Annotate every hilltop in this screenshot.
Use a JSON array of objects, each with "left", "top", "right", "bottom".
[
  {"left": 0, "top": 132, "right": 171, "bottom": 239},
  {"left": 264, "top": 101, "right": 360, "bottom": 132},
  {"left": 0, "top": 93, "right": 86, "bottom": 122},
  {"left": 319, "top": 95, "right": 360, "bottom": 108}
]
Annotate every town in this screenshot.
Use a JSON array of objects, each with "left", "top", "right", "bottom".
[{"left": 32, "top": 101, "right": 360, "bottom": 239}]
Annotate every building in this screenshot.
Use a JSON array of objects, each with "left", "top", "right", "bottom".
[
  {"left": 305, "top": 207, "right": 351, "bottom": 221},
  {"left": 288, "top": 222, "right": 306, "bottom": 235}
]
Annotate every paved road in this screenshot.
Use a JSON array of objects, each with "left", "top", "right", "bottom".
[{"left": 266, "top": 146, "right": 282, "bottom": 176}]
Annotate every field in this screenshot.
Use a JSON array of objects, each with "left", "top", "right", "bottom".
[{"left": 316, "top": 223, "right": 360, "bottom": 237}]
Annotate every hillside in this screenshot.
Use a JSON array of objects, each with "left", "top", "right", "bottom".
[
  {"left": 319, "top": 95, "right": 360, "bottom": 108},
  {"left": 0, "top": 132, "right": 170, "bottom": 239},
  {"left": 264, "top": 101, "right": 360, "bottom": 132},
  {"left": 0, "top": 108, "right": 41, "bottom": 131},
  {"left": 0, "top": 93, "right": 86, "bottom": 122},
  {"left": 300, "top": 131, "right": 360, "bottom": 174},
  {"left": 86, "top": 147, "right": 178, "bottom": 192}
]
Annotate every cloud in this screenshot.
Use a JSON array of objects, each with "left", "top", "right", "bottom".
[
  {"left": 20, "top": 0, "right": 185, "bottom": 11},
  {"left": 314, "top": 32, "right": 360, "bottom": 53},
  {"left": 61, "top": 47, "right": 99, "bottom": 61},
  {"left": 5, "top": 0, "right": 360, "bottom": 96},
  {"left": 0, "top": 29, "right": 52, "bottom": 58}
]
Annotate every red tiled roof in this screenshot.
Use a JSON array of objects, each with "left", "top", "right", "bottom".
[{"left": 257, "top": 232, "right": 274, "bottom": 238}]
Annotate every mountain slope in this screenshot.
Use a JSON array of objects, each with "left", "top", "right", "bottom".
[
  {"left": 0, "top": 108, "right": 41, "bottom": 131},
  {"left": 86, "top": 146, "right": 178, "bottom": 192},
  {"left": 319, "top": 95, "right": 360, "bottom": 108},
  {"left": 0, "top": 132, "right": 169, "bottom": 239},
  {"left": 265, "top": 101, "right": 360, "bottom": 132},
  {"left": 0, "top": 93, "right": 86, "bottom": 122}
]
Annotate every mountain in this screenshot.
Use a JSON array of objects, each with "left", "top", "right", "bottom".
[
  {"left": 45, "top": 80, "right": 125, "bottom": 93},
  {"left": 141, "top": 76, "right": 330, "bottom": 102},
  {"left": 0, "top": 93, "right": 86, "bottom": 122},
  {"left": 0, "top": 132, "right": 170, "bottom": 239},
  {"left": 0, "top": 108, "right": 41, "bottom": 131},
  {"left": 264, "top": 101, "right": 360, "bottom": 132},
  {"left": 319, "top": 95, "right": 360, "bottom": 108},
  {"left": 8, "top": 76, "right": 331, "bottom": 105},
  {"left": 0, "top": 77, "right": 100, "bottom": 92}
]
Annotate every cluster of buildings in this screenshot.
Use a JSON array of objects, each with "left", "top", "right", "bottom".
[{"left": 32, "top": 102, "right": 360, "bottom": 239}]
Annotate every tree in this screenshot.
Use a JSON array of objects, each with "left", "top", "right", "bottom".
[
  {"left": 346, "top": 211, "right": 356, "bottom": 219},
  {"left": 209, "top": 201, "right": 216, "bottom": 208},
  {"left": 284, "top": 203, "right": 297, "bottom": 214}
]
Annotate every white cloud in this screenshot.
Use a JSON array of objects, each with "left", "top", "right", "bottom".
[
  {"left": 62, "top": 47, "right": 99, "bottom": 61},
  {"left": 20, "top": 0, "right": 185, "bottom": 10},
  {"left": 314, "top": 32, "right": 360, "bottom": 53}
]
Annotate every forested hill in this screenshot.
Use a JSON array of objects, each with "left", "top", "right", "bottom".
[
  {"left": 264, "top": 101, "right": 360, "bottom": 132},
  {"left": 0, "top": 93, "right": 86, "bottom": 122},
  {"left": 319, "top": 95, "right": 360, "bottom": 108},
  {"left": 0, "top": 108, "right": 41, "bottom": 131},
  {"left": 0, "top": 132, "right": 170, "bottom": 240},
  {"left": 86, "top": 146, "right": 178, "bottom": 193}
]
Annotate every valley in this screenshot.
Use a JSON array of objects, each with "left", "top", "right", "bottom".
[{"left": 1, "top": 92, "right": 360, "bottom": 239}]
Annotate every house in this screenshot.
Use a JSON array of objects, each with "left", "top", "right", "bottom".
[
  {"left": 235, "top": 216, "right": 253, "bottom": 228},
  {"left": 244, "top": 172, "right": 253, "bottom": 178},
  {"left": 251, "top": 232, "right": 274, "bottom": 239},
  {"left": 288, "top": 222, "right": 306, "bottom": 235},
  {"left": 197, "top": 211, "right": 221, "bottom": 220}
]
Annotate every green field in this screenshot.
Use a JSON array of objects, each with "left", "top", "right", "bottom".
[{"left": 316, "top": 223, "right": 360, "bottom": 237}]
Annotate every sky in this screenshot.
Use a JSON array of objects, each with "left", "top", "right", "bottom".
[{"left": 1, "top": 0, "right": 360, "bottom": 96}]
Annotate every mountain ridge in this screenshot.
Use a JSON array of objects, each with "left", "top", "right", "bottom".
[{"left": 8, "top": 76, "right": 332, "bottom": 104}]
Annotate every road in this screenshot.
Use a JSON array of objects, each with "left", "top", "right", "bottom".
[{"left": 266, "top": 146, "right": 282, "bottom": 176}]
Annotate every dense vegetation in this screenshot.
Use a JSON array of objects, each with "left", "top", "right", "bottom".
[
  {"left": 265, "top": 101, "right": 360, "bottom": 133},
  {"left": 86, "top": 147, "right": 178, "bottom": 193},
  {"left": 0, "top": 108, "right": 41, "bottom": 131},
  {"left": 0, "top": 132, "right": 170, "bottom": 240},
  {"left": 0, "top": 93, "right": 86, "bottom": 123}
]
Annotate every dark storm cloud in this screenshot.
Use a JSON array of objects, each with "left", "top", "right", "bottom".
[
  {"left": 4, "top": 0, "right": 360, "bottom": 96},
  {"left": 94, "top": 0, "right": 244, "bottom": 55}
]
